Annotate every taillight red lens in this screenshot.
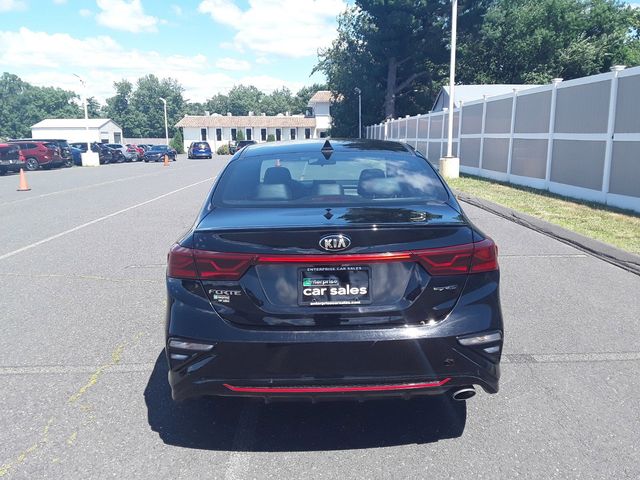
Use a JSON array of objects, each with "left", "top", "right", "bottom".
[
  {"left": 167, "top": 244, "right": 198, "bottom": 279},
  {"left": 167, "top": 239, "right": 498, "bottom": 280},
  {"left": 470, "top": 238, "right": 499, "bottom": 273},
  {"left": 413, "top": 244, "right": 474, "bottom": 275},
  {"left": 413, "top": 239, "right": 498, "bottom": 275},
  {"left": 193, "top": 250, "right": 254, "bottom": 280}
]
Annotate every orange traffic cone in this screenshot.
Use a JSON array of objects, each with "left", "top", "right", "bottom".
[
  {"left": 17, "top": 168, "right": 31, "bottom": 191},
  {"left": 163, "top": 154, "right": 169, "bottom": 166}
]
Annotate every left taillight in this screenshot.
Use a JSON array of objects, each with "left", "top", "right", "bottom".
[{"left": 167, "top": 244, "right": 255, "bottom": 280}]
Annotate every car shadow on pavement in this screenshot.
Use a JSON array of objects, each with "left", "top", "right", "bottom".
[{"left": 145, "top": 351, "right": 467, "bottom": 451}]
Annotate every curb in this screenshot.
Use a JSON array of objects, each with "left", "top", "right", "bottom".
[{"left": 455, "top": 191, "right": 640, "bottom": 277}]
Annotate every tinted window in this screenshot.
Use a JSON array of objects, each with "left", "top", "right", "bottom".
[
  {"left": 192, "top": 142, "right": 210, "bottom": 149},
  {"left": 214, "top": 151, "right": 449, "bottom": 207},
  {"left": 150, "top": 145, "right": 168, "bottom": 151},
  {"left": 0, "top": 146, "right": 19, "bottom": 160}
]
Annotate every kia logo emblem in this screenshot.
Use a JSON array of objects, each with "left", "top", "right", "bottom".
[{"left": 319, "top": 234, "right": 351, "bottom": 252}]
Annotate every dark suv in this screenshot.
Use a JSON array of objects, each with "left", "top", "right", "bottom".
[
  {"left": 0, "top": 143, "right": 26, "bottom": 175},
  {"left": 8, "top": 141, "right": 62, "bottom": 170}
]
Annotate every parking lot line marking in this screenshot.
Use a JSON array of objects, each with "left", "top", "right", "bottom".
[
  {"left": 0, "top": 272, "right": 163, "bottom": 284},
  {"left": 0, "top": 178, "right": 212, "bottom": 262},
  {"left": 0, "top": 165, "right": 203, "bottom": 208}
]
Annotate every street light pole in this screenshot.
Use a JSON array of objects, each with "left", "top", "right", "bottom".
[
  {"left": 354, "top": 87, "right": 362, "bottom": 139},
  {"left": 439, "top": 0, "right": 460, "bottom": 178},
  {"left": 72, "top": 73, "right": 99, "bottom": 166},
  {"left": 159, "top": 97, "right": 169, "bottom": 145}
]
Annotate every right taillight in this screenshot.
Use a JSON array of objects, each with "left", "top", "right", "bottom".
[
  {"left": 412, "top": 238, "right": 498, "bottom": 275},
  {"left": 470, "top": 238, "right": 499, "bottom": 273}
]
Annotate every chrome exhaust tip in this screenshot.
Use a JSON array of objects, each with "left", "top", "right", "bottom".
[{"left": 451, "top": 387, "right": 476, "bottom": 401}]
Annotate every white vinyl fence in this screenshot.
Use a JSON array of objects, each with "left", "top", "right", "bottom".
[{"left": 366, "top": 66, "right": 640, "bottom": 213}]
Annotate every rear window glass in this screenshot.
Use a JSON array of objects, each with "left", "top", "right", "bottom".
[
  {"left": 0, "top": 146, "right": 19, "bottom": 159},
  {"left": 213, "top": 151, "right": 449, "bottom": 207},
  {"left": 192, "top": 142, "right": 210, "bottom": 148}
]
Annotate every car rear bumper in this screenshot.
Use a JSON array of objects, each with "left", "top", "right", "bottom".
[
  {"left": 190, "top": 152, "right": 211, "bottom": 158},
  {"left": 0, "top": 161, "right": 26, "bottom": 172},
  {"left": 166, "top": 335, "right": 501, "bottom": 402},
  {"left": 165, "top": 275, "right": 503, "bottom": 402}
]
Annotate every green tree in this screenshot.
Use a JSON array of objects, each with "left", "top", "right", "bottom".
[
  {"left": 103, "top": 79, "right": 135, "bottom": 135},
  {"left": 86, "top": 97, "right": 102, "bottom": 118},
  {"left": 235, "top": 129, "right": 245, "bottom": 141},
  {"left": 205, "top": 93, "right": 230, "bottom": 115},
  {"left": 459, "top": 0, "right": 640, "bottom": 84},
  {"left": 0, "top": 72, "right": 82, "bottom": 139},
  {"left": 170, "top": 128, "right": 184, "bottom": 153},
  {"left": 129, "top": 75, "right": 186, "bottom": 138},
  {"left": 226, "top": 85, "right": 264, "bottom": 115},
  {"left": 267, "top": 134, "right": 275, "bottom": 142}
]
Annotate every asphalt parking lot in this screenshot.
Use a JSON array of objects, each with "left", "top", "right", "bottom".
[{"left": 0, "top": 155, "right": 638, "bottom": 479}]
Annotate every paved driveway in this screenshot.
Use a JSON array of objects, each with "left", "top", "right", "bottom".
[{"left": 0, "top": 157, "right": 638, "bottom": 479}]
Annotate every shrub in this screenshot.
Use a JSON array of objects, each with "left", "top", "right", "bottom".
[
  {"left": 267, "top": 134, "right": 275, "bottom": 142},
  {"left": 170, "top": 130, "right": 185, "bottom": 153},
  {"left": 216, "top": 144, "right": 230, "bottom": 155},
  {"left": 236, "top": 130, "right": 245, "bottom": 142}
]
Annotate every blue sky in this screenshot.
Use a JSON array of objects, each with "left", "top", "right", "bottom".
[{"left": 0, "top": 0, "right": 346, "bottom": 102}]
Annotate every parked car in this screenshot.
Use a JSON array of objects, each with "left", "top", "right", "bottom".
[
  {"left": 7, "top": 141, "right": 62, "bottom": 171},
  {"left": 143, "top": 145, "right": 177, "bottom": 162},
  {"left": 105, "top": 143, "right": 136, "bottom": 162},
  {"left": 70, "top": 146, "right": 83, "bottom": 166},
  {"left": 236, "top": 140, "right": 257, "bottom": 152},
  {"left": 90, "top": 142, "right": 116, "bottom": 164},
  {"left": 164, "top": 139, "right": 503, "bottom": 403},
  {"left": 0, "top": 143, "right": 26, "bottom": 175},
  {"left": 127, "top": 144, "right": 145, "bottom": 159},
  {"left": 187, "top": 141, "right": 212, "bottom": 159},
  {"left": 17, "top": 139, "right": 73, "bottom": 167}
]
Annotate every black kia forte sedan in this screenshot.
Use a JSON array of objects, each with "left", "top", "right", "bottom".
[{"left": 165, "top": 139, "right": 503, "bottom": 402}]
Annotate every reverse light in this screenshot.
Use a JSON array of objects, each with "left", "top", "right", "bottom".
[
  {"left": 168, "top": 339, "right": 215, "bottom": 351},
  {"left": 457, "top": 331, "right": 502, "bottom": 346}
]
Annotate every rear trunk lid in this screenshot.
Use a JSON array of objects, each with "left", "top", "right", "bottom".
[{"left": 190, "top": 204, "right": 474, "bottom": 328}]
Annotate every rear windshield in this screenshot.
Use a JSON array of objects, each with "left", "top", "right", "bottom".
[
  {"left": 192, "top": 142, "right": 210, "bottom": 149},
  {"left": 150, "top": 145, "right": 167, "bottom": 151},
  {"left": 213, "top": 151, "right": 449, "bottom": 207},
  {"left": 0, "top": 146, "right": 19, "bottom": 159}
]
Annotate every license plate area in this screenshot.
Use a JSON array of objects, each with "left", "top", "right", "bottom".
[{"left": 298, "top": 266, "right": 371, "bottom": 306}]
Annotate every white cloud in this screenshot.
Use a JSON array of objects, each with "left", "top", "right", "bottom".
[
  {"left": 198, "top": 0, "right": 345, "bottom": 58},
  {"left": 170, "top": 4, "right": 182, "bottom": 16},
  {"left": 53, "top": 0, "right": 67, "bottom": 5},
  {"left": 0, "top": 0, "right": 26, "bottom": 12},
  {"left": 95, "top": 0, "right": 160, "bottom": 33},
  {"left": 215, "top": 57, "right": 251, "bottom": 71},
  {"left": 0, "top": 28, "right": 307, "bottom": 102},
  {"left": 79, "top": 8, "right": 92, "bottom": 17},
  {"left": 198, "top": 0, "right": 241, "bottom": 25}
]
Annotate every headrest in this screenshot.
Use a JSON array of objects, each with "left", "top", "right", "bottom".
[
  {"left": 264, "top": 166, "right": 292, "bottom": 184},
  {"left": 255, "top": 183, "right": 292, "bottom": 200}
]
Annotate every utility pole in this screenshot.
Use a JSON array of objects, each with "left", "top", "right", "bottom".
[
  {"left": 439, "top": 0, "right": 460, "bottom": 178},
  {"left": 159, "top": 97, "right": 169, "bottom": 145},
  {"left": 354, "top": 87, "right": 362, "bottom": 139},
  {"left": 72, "top": 73, "right": 99, "bottom": 166}
]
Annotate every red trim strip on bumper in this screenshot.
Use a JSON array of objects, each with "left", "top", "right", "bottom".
[{"left": 223, "top": 378, "right": 451, "bottom": 394}]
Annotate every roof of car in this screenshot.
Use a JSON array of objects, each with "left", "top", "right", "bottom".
[{"left": 239, "top": 139, "right": 412, "bottom": 157}]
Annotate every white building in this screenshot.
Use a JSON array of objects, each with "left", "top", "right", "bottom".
[
  {"left": 176, "top": 90, "right": 334, "bottom": 151},
  {"left": 30, "top": 118, "right": 123, "bottom": 144}
]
